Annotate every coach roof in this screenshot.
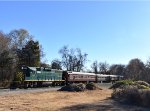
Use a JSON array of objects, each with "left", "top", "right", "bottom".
[{"left": 67, "top": 71, "right": 96, "bottom": 76}]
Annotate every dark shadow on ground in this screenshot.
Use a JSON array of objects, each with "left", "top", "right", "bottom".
[{"left": 60, "top": 98, "right": 150, "bottom": 111}]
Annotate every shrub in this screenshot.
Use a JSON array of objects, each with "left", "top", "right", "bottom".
[
  {"left": 86, "top": 82, "right": 102, "bottom": 90},
  {"left": 77, "top": 83, "right": 86, "bottom": 91},
  {"left": 134, "top": 81, "right": 150, "bottom": 87},
  {"left": 59, "top": 83, "right": 102, "bottom": 92},
  {"left": 86, "top": 82, "right": 96, "bottom": 90},
  {"left": 112, "top": 86, "right": 141, "bottom": 104},
  {"left": 110, "top": 80, "right": 134, "bottom": 89},
  {"left": 136, "top": 84, "right": 150, "bottom": 89},
  {"left": 59, "top": 83, "right": 86, "bottom": 92},
  {"left": 112, "top": 86, "right": 150, "bottom": 107},
  {"left": 141, "top": 90, "right": 150, "bottom": 107}
]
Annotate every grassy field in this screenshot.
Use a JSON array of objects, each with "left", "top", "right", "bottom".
[{"left": 0, "top": 87, "right": 149, "bottom": 111}]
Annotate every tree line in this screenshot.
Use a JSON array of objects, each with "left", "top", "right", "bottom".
[
  {"left": 91, "top": 58, "right": 150, "bottom": 82},
  {"left": 0, "top": 28, "right": 150, "bottom": 87},
  {"left": 0, "top": 29, "right": 42, "bottom": 86},
  {"left": 51, "top": 45, "right": 150, "bottom": 83}
]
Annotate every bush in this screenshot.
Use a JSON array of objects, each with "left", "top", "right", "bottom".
[
  {"left": 110, "top": 80, "right": 150, "bottom": 90},
  {"left": 86, "top": 82, "right": 102, "bottom": 90},
  {"left": 112, "top": 86, "right": 141, "bottom": 104},
  {"left": 134, "top": 81, "right": 150, "bottom": 87},
  {"left": 136, "top": 84, "right": 150, "bottom": 89},
  {"left": 59, "top": 83, "right": 86, "bottom": 92},
  {"left": 59, "top": 83, "right": 102, "bottom": 92},
  {"left": 77, "top": 83, "right": 86, "bottom": 91},
  {"left": 112, "top": 86, "right": 150, "bottom": 107},
  {"left": 86, "top": 82, "right": 96, "bottom": 90},
  {"left": 141, "top": 90, "right": 150, "bottom": 107},
  {"left": 110, "top": 80, "right": 134, "bottom": 89}
]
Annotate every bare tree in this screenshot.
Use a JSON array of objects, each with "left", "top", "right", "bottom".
[
  {"left": 8, "top": 29, "right": 32, "bottom": 50},
  {"left": 99, "top": 62, "right": 109, "bottom": 74},
  {"left": 76, "top": 48, "right": 88, "bottom": 72},
  {"left": 91, "top": 60, "right": 98, "bottom": 74},
  {"left": 59, "top": 45, "right": 88, "bottom": 71},
  {"left": 59, "top": 45, "right": 69, "bottom": 70},
  {"left": 109, "top": 64, "right": 125, "bottom": 75},
  {"left": 125, "top": 58, "right": 145, "bottom": 80},
  {"left": 7, "top": 29, "right": 32, "bottom": 68},
  {"left": 144, "top": 58, "right": 150, "bottom": 82}
]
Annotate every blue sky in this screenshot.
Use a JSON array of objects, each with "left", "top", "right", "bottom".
[{"left": 1, "top": 1, "right": 150, "bottom": 68}]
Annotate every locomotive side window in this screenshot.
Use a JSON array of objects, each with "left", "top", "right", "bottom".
[
  {"left": 26, "top": 68, "right": 30, "bottom": 77},
  {"left": 36, "top": 68, "right": 41, "bottom": 71},
  {"left": 44, "top": 68, "right": 51, "bottom": 71}
]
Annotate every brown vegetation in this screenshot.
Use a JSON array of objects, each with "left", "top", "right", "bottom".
[
  {"left": 0, "top": 88, "right": 149, "bottom": 111},
  {"left": 112, "top": 86, "right": 150, "bottom": 107},
  {"left": 0, "top": 89, "right": 112, "bottom": 111},
  {"left": 59, "top": 83, "right": 102, "bottom": 92},
  {"left": 111, "top": 80, "right": 150, "bottom": 108}
]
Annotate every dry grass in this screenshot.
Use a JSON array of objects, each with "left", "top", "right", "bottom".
[
  {"left": 0, "top": 88, "right": 149, "bottom": 111},
  {"left": 0, "top": 89, "right": 112, "bottom": 111}
]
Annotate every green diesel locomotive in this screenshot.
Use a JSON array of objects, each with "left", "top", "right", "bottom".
[{"left": 13, "top": 66, "right": 65, "bottom": 88}]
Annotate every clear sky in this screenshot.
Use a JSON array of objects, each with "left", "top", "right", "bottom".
[{"left": 1, "top": 1, "right": 150, "bottom": 68}]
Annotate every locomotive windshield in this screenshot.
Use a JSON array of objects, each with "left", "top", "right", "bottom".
[{"left": 25, "top": 68, "right": 30, "bottom": 77}]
